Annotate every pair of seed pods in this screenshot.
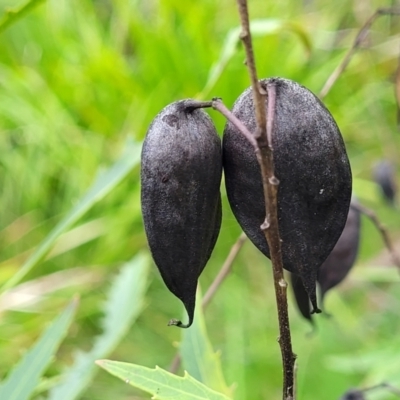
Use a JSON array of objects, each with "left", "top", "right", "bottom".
[{"left": 141, "top": 77, "right": 352, "bottom": 328}]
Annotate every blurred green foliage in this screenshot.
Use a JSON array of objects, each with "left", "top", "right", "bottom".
[{"left": 0, "top": 0, "right": 399, "bottom": 399}]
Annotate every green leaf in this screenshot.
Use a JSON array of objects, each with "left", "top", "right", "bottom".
[
  {"left": 96, "top": 360, "right": 232, "bottom": 400},
  {"left": 0, "top": 0, "right": 45, "bottom": 34},
  {"left": 48, "top": 252, "right": 150, "bottom": 400},
  {"left": 180, "top": 290, "right": 232, "bottom": 397},
  {"left": 0, "top": 139, "right": 141, "bottom": 294},
  {"left": 326, "top": 342, "right": 400, "bottom": 379},
  {"left": 199, "top": 18, "right": 311, "bottom": 98},
  {"left": 351, "top": 266, "right": 398, "bottom": 282},
  {"left": 353, "top": 177, "right": 380, "bottom": 204},
  {"left": 0, "top": 298, "right": 78, "bottom": 400}
]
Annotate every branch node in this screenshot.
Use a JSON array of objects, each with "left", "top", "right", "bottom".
[
  {"left": 269, "top": 176, "right": 279, "bottom": 185},
  {"left": 254, "top": 126, "right": 262, "bottom": 139},
  {"left": 260, "top": 219, "right": 270, "bottom": 231},
  {"left": 279, "top": 278, "right": 287, "bottom": 288},
  {"left": 259, "top": 85, "right": 267, "bottom": 96}
]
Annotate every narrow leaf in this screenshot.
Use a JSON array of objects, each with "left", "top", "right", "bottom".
[
  {"left": 96, "top": 360, "right": 232, "bottom": 400},
  {"left": 0, "top": 139, "right": 141, "bottom": 294},
  {"left": 199, "top": 19, "right": 311, "bottom": 98},
  {"left": 48, "top": 252, "right": 150, "bottom": 400},
  {"left": 180, "top": 289, "right": 231, "bottom": 397},
  {"left": 0, "top": 298, "right": 78, "bottom": 400},
  {"left": 0, "top": 0, "right": 45, "bottom": 34}
]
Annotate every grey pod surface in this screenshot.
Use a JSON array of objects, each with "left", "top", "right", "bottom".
[
  {"left": 318, "top": 199, "right": 361, "bottom": 302},
  {"left": 223, "top": 77, "right": 352, "bottom": 313},
  {"left": 141, "top": 99, "right": 222, "bottom": 328}
]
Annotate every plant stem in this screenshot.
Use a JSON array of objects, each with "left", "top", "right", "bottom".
[{"left": 233, "top": 1, "right": 296, "bottom": 398}]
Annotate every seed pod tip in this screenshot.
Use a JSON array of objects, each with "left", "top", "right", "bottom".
[{"left": 168, "top": 318, "right": 191, "bottom": 329}]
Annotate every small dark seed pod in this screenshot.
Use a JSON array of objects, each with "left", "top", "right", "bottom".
[
  {"left": 141, "top": 99, "right": 222, "bottom": 328},
  {"left": 373, "top": 160, "right": 397, "bottom": 206},
  {"left": 318, "top": 198, "right": 361, "bottom": 303},
  {"left": 223, "top": 77, "right": 352, "bottom": 313},
  {"left": 339, "top": 389, "right": 365, "bottom": 400}
]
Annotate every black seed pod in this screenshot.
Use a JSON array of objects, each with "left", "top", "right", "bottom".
[
  {"left": 373, "top": 160, "right": 397, "bottom": 206},
  {"left": 141, "top": 99, "right": 222, "bottom": 328},
  {"left": 223, "top": 77, "right": 352, "bottom": 313},
  {"left": 318, "top": 199, "right": 361, "bottom": 302}
]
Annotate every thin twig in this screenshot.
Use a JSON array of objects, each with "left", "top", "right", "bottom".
[
  {"left": 235, "top": 1, "right": 295, "bottom": 399},
  {"left": 168, "top": 354, "right": 181, "bottom": 375},
  {"left": 0, "top": 0, "right": 45, "bottom": 34},
  {"left": 319, "top": 7, "right": 400, "bottom": 99},
  {"left": 168, "top": 232, "right": 248, "bottom": 374},
  {"left": 351, "top": 202, "right": 400, "bottom": 271},
  {"left": 212, "top": 99, "right": 257, "bottom": 147},
  {"left": 202, "top": 232, "right": 247, "bottom": 309},
  {"left": 359, "top": 382, "right": 400, "bottom": 397},
  {"left": 381, "top": 382, "right": 400, "bottom": 396}
]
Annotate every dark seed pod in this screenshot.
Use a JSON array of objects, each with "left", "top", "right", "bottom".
[
  {"left": 339, "top": 389, "right": 365, "bottom": 400},
  {"left": 318, "top": 198, "right": 361, "bottom": 303},
  {"left": 223, "top": 77, "right": 352, "bottom": 313},
  {"left": 289, "top": 273, "right": 313, "bottom": 325},
  {"left": 141, "top": 99, "right": 222, "bottom": 328},
  {"left": 373, "top": 160, "right": 397, "bottom": 205}
]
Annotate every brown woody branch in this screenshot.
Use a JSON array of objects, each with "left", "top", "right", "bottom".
[{"left": 233, "top": 1, "right": 296, "bottom": 398}]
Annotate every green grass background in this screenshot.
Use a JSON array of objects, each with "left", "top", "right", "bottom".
[{"left": 0, "top": 0, "right": 400, "bottom": 399}]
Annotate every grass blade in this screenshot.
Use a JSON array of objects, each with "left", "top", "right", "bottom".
[
  {"left": 0, "top": 139, "right": 141, "bottom": 294},
  {"left": 199, "top": 18, "right": 311, "bottom": 98},
  {"left": 48, "top": 252, "right": 150, "bottom": 400},
  {"left": 0, "top": 298, "right": 78, "bottom": 400},
  {"left": 0, "top": 0, "right": 45, "bottom": 34}
]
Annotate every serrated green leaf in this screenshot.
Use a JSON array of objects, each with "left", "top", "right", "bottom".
[
  {"left": 180, "top": 290, "right": 231, "bottom": 397},
  {"left": 96, "top": 360, "right": 232, "bottom": 400},
  {"left": 0, "top": 139, "right": 141, "bottom": 294},
  {"left": 0, "top": 298, "right": 78, "bottom": 400},
  {"left": 199, "top": 18, "right": 311, "bottom": 98},
  {"left": 48, "top": 252, "right": 150, "bottom": 400}
]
